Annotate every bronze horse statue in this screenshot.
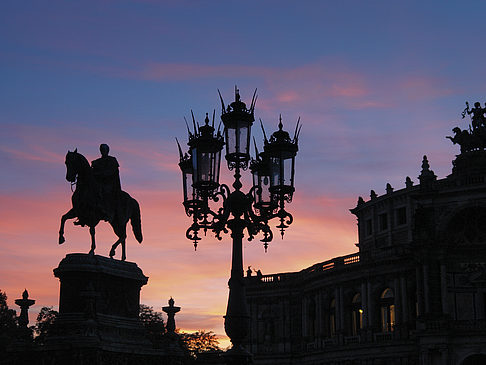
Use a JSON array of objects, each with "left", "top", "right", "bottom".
[{"left": 58, "top": 149, "right": 142, "bottom": 261}]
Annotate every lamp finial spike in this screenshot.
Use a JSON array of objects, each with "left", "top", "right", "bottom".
[
  {"left": 250, "top": 88, "right": 258, "bottom": 113},
  {"left": 191, "top": 110, "right": 197, "bottom": 134},
  {"left": 176, "top": 138, "right": 184, "bottom": 160},
  {"left": 217, "top": 89, "right": 226, "bottom": 113},
  {"left": 253, "top": 136, "right": 259, "bottom": 157},
  {"left": 260, "top": 119, "right": 268, "bottom": 142}
]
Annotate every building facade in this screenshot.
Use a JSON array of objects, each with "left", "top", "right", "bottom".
[{"left": 245, "top": 144, "right": 486, "bottom": 364}]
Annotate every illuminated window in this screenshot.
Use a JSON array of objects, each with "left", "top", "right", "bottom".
[
  {"left": 351, "top": 293, "right": 363, "bottom": 335},
  {"left": 380, "top": 288, "right": 395, "bottom": 332}
]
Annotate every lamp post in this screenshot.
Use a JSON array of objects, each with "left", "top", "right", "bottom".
[{"left": 177, "top": 88, "right": 301, "bottom": 364}]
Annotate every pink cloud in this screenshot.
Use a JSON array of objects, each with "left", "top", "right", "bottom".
[{"left": 0, "top": 146, "right": 64, "bottom": 164}]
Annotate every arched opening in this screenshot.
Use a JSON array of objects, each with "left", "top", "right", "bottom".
[
  {"left": 461, "top": 354, "right": 486, "bottom": 365},
  {"left": 380, "top": 288, "right": 395, "bottom": 332},
  {"left": 329, "top": 298, "right": 336, "bottom": 337},
  {"left": 351, "top": 293, "right": 363, "bottom": 335}
]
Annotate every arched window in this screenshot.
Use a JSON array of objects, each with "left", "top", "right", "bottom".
[
  {"left": 380, "top": 288, "right": 395, "bottom": 332},
  {"left": 351, "top": 293, "right": 363, "bottom": 335},
  {"left": 329, "top": 298, "right": 336, "bottom": 337}
]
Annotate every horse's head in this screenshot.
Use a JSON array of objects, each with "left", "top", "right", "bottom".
[
  {"left": 65, "top": 149, "right": 79, "bottom": 183},
  {"left": 65, "top": 149, "right": 91, "bottom": 184}
]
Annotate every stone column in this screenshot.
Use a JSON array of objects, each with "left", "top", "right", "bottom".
[
  {"left": 423, "top": 264, "right": 430, "bottom": 314},
  {"left": 394, "top": 277, "right": 401, "bottom": 325},
  {"left": 367, "top": 281, "right": 374, "bottom": 329},
  {"left": 361, "top": 282, "right": 368, "bottom": 327},
  {"left": 416, "top": 266, "right": 424, "bottom": 316},
  {"left": 440, "top": 263, "right": 448, "bottom": 315},
  {"left": 400, "top": 276, "right": 408, "bottom": 323},
  {"left": 339, "top": 287, "right": 345, "bottom": 332},
  {"left": 302, "top": 296, "right": 308, "bottom": 337},
  {"left": 316, "top": 291, "right": 322, "bottom": 343},
  {"left": 334, "top": 288, "right": 340, "bottom": 332}
]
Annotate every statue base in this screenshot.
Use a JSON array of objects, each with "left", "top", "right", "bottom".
[
  {"left": 25, "top": 253, "right": 182, "bottom": 365},
  {"left": 450, "top": 150, "right": 486, "bottom": 185}
]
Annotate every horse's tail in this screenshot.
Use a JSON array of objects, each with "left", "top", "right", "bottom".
[{"left": 130, "top": 198, "right": 143, "bottom": 243}]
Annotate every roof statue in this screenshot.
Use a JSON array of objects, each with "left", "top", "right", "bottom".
[
  {"left": 447, "top": 101, "right": 486, "bottom": 153},
  {"left": 58, "top": 145, "right": 143, "bottom": 261}
]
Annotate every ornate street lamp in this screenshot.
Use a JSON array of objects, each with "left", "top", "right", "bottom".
[{"left": 177, "top": 88, "right": 300, "bottom": 364}]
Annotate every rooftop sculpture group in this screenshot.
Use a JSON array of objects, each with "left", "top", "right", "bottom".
[
  {"left": 58, "top": 144, "right": 142, "bottom": 261},
  {"left": 447, "top": 101, "right": 486, "bottom": 153}
]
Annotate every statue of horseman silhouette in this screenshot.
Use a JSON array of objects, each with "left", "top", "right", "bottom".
[{"left": 59, "top": 144, "right": 142, "bottom": 261}]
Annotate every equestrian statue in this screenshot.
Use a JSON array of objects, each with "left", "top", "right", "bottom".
[{"left": 58, "top": 144, "right": 143, "bottom": 261}]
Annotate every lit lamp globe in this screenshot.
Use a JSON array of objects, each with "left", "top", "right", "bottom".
[
  {"left": 220, "top": 88, "right": 256, "bottom": 169},
  {"left": 187, "top": 113, "right": 224, "bottom": 196},
  {"left": 264, "top": 116, "right": 300, "bottom": 205},
  {"left": 250, "top": 149, "right": 276, "bottom": 213},
  {"left": 177, "top": 141, "right": 201, "bottom": 215}
]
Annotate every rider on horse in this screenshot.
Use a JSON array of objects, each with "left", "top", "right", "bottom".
[{"left": 91, "top": 143, "right": 121, "bottom": 223}]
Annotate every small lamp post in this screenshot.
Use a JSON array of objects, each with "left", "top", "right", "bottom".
[
  {"left": 177, "top": 88, "right": 300, "bottom": 364},
  {"left": 163, "top": 297, "right": 181, "bottom": 334},
  {"left": 15, "top": 289, "right": 35, "bottom": 329}
]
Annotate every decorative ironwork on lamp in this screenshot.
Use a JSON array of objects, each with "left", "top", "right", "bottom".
[{"left": 176, "top": 88, "right": 301, "bottom": 364}]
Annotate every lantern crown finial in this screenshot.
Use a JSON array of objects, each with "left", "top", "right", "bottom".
[
  {"left": 269, "top": 115, "right": 292, "bottom": 146},
  {"left": 227, "top": 86, "right": 247, "bottom": 112}
]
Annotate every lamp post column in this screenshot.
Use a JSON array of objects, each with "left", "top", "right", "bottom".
[{"left": 224, "top": 179, "right": 252, "bottom": 364}]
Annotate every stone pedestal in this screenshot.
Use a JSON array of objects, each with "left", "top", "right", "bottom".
[
  {"left": 34, "top": 253, "right": 181, "bottom": 365},
  {"left": 48, "top": 253, "right": 150, "bottom": 351}
]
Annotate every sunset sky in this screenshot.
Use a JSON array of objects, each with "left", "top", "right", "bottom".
[{"left": 2, "top": 0, "right": 486, "bottom": 347}]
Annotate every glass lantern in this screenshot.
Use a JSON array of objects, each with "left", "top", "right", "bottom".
[
  {"left": 264, "top": 117, "right": 299, "bottom": 203},
  {"left": 221, "top": 88, "right": 255, "bottom": 169},
  {"left": 188, "top": 113, "right": 224, "bottom": 195},
  {"left": 250, "top": 151, "right": 276, "bottom": 212},
  {"left": 177, "top": 142, "right": 202, "bottom": 214}
]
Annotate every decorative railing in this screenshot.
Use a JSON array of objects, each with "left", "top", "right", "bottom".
[
  {"left": 374, "top": 332, "right": 393, "bottom": 342},
  {"left": 252, "top": 252, "right": 360, "bottom": 284},
  {"left": 322, "top": 338, "right": 337, "bottom": 347},
  {"left": 343, "top": 335, "right": 360, "bottom": 345},
  {"left": 305, "top": 253, "right": 360, "bottom": 274}
]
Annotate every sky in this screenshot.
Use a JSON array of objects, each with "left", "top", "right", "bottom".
[{"left": 1, "top": 0, "right": 486, "bottom": 347}]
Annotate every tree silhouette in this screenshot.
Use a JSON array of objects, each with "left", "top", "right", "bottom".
[
  {"left": 179, "top": 330, "right": 220, "bottom": 358},
  {"left": 0, "top": 290, "right": 18, "bottom": 353},
  {"left": 139, "top": 304, "right": 166, "bottom": 347},
  {"left": 33, "top": 307, "right": 58, "bottom": 344}
]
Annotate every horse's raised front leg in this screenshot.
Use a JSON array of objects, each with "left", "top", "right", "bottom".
[
  {"left": 89, "top": 226, "right": 96, "bottom": 255},
  {"left": 59, "top": 208, "right": 76, "bottom": 245}
]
